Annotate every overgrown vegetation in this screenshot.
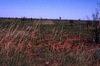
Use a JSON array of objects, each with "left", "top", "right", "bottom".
[{"left": 0, "top": 18, "right": 99, "bottom": 66}]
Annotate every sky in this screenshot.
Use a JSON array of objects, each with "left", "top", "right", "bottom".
[{"left": 0, "top": 0, "right": 100, "bottom": 20}]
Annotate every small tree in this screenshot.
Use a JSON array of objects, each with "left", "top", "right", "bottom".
[
  {"left": 91, "top": 5, "right": 100, "bottom": 43},
  {"left": 69, "top": 20, "right": 74, "bottom": 26},
  {"left": 59, "top": 17, "right": 61, "bottom": 20}
]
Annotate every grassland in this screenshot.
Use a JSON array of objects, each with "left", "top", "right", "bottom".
[{"left": 0, "top": 18, "right": 100, "bottom": 66}]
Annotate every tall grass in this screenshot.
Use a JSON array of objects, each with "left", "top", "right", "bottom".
[{"left": 0, "top": 19, "right": 99, "bottom": 66}]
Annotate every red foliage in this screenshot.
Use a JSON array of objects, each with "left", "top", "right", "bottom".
[{"left": 0, "top": 30, "right": 99, "bottom": 58}]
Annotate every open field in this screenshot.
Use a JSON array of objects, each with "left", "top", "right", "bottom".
[{"left": 0, "top": 18, "right": 100, "bottom": 66}]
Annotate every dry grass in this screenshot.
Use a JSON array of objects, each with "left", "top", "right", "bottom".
[{"left": 0, "top": 19, "right": 100, "bottom": 66}]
